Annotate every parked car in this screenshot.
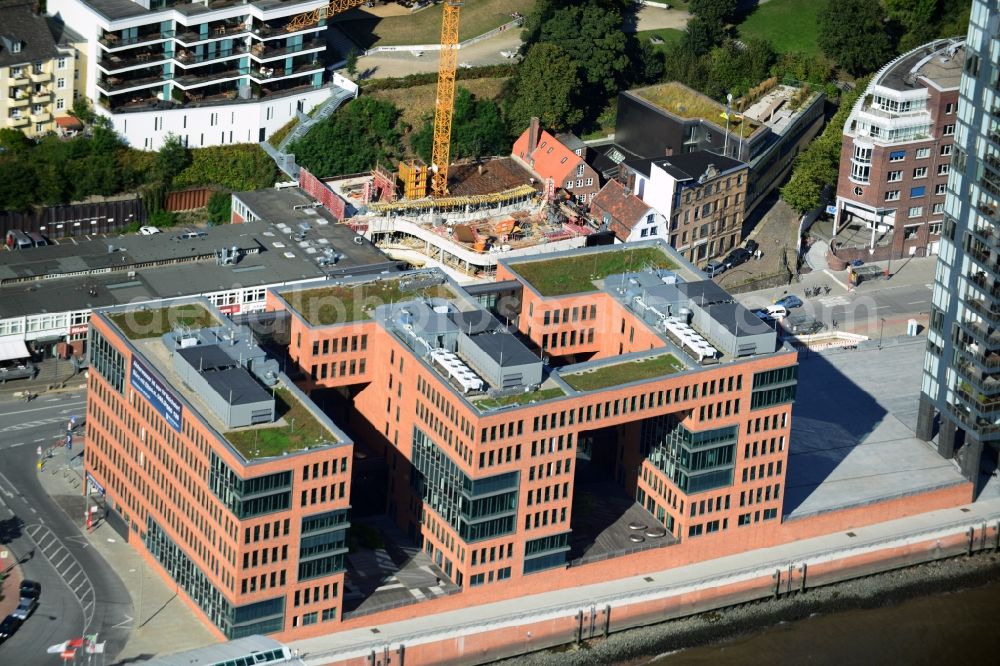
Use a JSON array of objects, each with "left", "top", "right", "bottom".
[
  {"left": 138, "top": 226, "right": 162, "bottom": 236},
  {"left": 175, "top": 230, "right": 207, "bottom": 240},
  {"left": 850, "top": 259, "right": 865, "bottom": 267},
  {"left": 12, "top": 597, "right": 37, "bottom": 621},
  {"left": 704, "top": 259, "right": 728, "bottom": 278},
  {"left": 725, "top": 248, "right": 752, "bottom": 268},
  {"left": 19, "top": 580, "right": 41, "bottom": 600},
  {"left": 764, "top": 305, "right": 789, "bottom": 321},
  {"left": 745, "top": 239, "right": 759, "bottom": 255},
  {"left": 775, "top": 294, "right": 804, "bottom": 309},
  {"left": 752, "top": 308, "right": 771, "bottom": 320},
  {"left": 0, "top": 614, "right": 22, "bottom": 643}
]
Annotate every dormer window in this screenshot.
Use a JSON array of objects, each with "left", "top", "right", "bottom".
[{"left": 11, "top": 42, "right": 21, "bottom": 54}]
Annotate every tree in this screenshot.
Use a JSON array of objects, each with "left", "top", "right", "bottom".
[
  {"left": 682, "top": 16, "right": 726, "bottom": 57},
  {"left": 207, "top": 191, "right": 231, "bottom": 225},
  {"left": 411, "top": 88, "right": 510, "bottom": 163},
  {"left": 154, "top": 133, "right": 191, "bottom": 187},
  {"left": 0, "top": 128, "right": 32, "bottom": 155},
  {"left": 708, "top": 38, "right": 777, "bottom": 98},
  {"left": 290, "top": 97, "right": 404, "bottom": 177},
  {"left": 886, "top": 0, "right": 939, "bottom": 33},
  {"left": 688, "top": 0, "right": 739, "bottom": 24},
  {"left": 503, "top": 43, "right": 583, "bottom": 134},
  {"left": 345, "top": 48, "right": 359, "bottom": 78},
  {"left": 0, "top": 156, "right": 38, "bottom": 212},
  {"left": 539, "top": 4, "right": 631, "bottom": 98},
  {"left": 818, "top": 0, "right": 893, "bottom": 76}
]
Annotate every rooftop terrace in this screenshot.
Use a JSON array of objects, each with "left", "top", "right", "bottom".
[
  {"left": 632, "top": 82, "right": 759, "bottom": 138},
  {"left": 279, "top": 275, "right": 460, "bottom": 326},
  {"left": 224, "top": 386, "right": 337, "bottom": 460},
  {"left": 561, "top": 354, "right": 686, "bottom": 392},
  {"left": 508, "top": 246, "right": 679, "bottom": 297},
  {"left": 107, "top": 303, "right": 220, "bottom": 340}
]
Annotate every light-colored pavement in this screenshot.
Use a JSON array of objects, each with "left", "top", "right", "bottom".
[
  {"left": 632, "top": 5, "right": 692, "bottom": 32},
  {"left": 34, "top": 428, "right": 220, "bottom": 661},
  {"left": 354, "top": 29, "right": 523, "bottom": 79}
]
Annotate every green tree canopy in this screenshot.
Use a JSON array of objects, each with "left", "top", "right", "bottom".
[
  {"left": 411, "top": 88, "right": 510, "bottom": 164},
  {"left": 503, "top": 42, "right": 584, "bottom": 134},
  {"left": 538, "top": 3, "right": 631, "bottom": 98},
  {"left": 154, "top": 133, "right": 191, "bottom": 187},
  {"left": 818, "top": 0, "right": 894, "bottom": 76},
  {"left": 688, "top": 0, "right": 740, "bottom": 24},
  {"left": 290, "top": 97, "right": 404, "bottom": 177},
  {"left": 707, "top": 38, "right": 777, "bottom": 99}
]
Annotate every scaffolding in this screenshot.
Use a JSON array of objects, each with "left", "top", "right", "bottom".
[
  {"left": 367, "top": 185, "right": 538, "bottom": 216},
  {"left": 398, "top": 159, "right": 428, "bottom": 200}
]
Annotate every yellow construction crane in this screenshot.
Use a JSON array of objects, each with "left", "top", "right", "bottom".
[
  {"left": 431, "top": 2, "right": 462, "bottom": 197},
  {"left": 286, "top": 0, "right": 368, "bottom": 32}
]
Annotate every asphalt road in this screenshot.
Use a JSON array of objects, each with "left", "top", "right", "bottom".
[{"left": 0, "top": 392, "right": 133, "bottom": 663}]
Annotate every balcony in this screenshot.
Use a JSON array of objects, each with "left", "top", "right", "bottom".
[
  {"left": 29, "top": 70, "right": 50, "bottom": 84},
  {"left": 100, "top": 30, "right": 173, "bottom": 50},
  {"left": 250, "top": 59, "right": 321, "bottom": 82},
  {"left": 955, "top": 358, "right": 1000, "bottom": 396},
  {"left": 98, "top": 74, "right": 166, "bottom": 94},
  {"left": 8, "top": 73, "right": 29, "bottom": 87},
  {"left": 7, "top": 94, "right": 29, "bottom": 108},
  {"left": 176, "top": 21, "right": 250, "bottom": 46},
  {"left": 965, "top": 297, "right": 1000, "bottom": 326},
  {"left": 32, "top": 89, "right": 51, "bottom": 103},
  {"left": 965, "top": 270, "right": 1000, "bottom": 300},
  {"left": 959, "top": 318, "right": 1000, "bottom": 349},
  {"left": 251, "top": 38, "right": 325, "bottom": 61},
  {"left": 946, "top": 402, "right": 1000, "bottom": 438},
  {"left": 8, "top": 115, "right": 28, "bottom": 127},
  {"left": 174, "top": 67, "right": 243, "bottom": 89},
  {"left": 956, "top": 385, "right": 1000, "bottom": 415},
  {"left": 965, "top": 242, "right": 999, "bottom": 273},
  {"left": 175, "top": 45, "right": 248, "bottom": 66},
  {"left": 99, "top": 50, "right": 170, "bottom": 73},
  {"left": 30, "top": 110, "right": 50, "bottom": 123}
]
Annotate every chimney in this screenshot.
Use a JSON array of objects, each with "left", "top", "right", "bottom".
[{"left": 528, "top": 117, "right": 539, "bottom": 155}]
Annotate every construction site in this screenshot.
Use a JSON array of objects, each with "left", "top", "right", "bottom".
[{"left": 270, "top": 0, "right": 602, "bottom": 278}]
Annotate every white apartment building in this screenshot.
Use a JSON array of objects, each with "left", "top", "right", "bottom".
[
  {"left": 47, "top": 0, "right": 352, "bottom": 149},
  {"left": 0, "top": 1, "right": 85, "bottom": 138}
]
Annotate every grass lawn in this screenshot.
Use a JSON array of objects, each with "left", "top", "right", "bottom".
[
  {"left": 108, "top": 304, "right": 219, "bottom": 340},
  {"left": 281, "top": 278, "right": 457, "bottom": 326},
  {"left": 370, "top": 76, "right": 508, "bottom": 132},
  {"left": 225, "top": 387, "right": 337, "bottom": 460},
  {"left": 562, "top": 355, "right": 686, "bottom": 392},
  {"left": 637, "top": 28, "right": 684, "bottom": 53},
  {"left": 339, "top": 0, "right": 535, "bottom": 49},
  {"left": 737, "top": 0, "right": 828, "bottom": 56},
  {"left": 510, "top": 247, "right": 677, "bottom": 297},
  {"left": 477, "top": 387, "right": 565, "bottom": 410}
]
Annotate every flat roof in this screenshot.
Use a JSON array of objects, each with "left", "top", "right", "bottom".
[
  {"left": 78, "top": 0, "right": 322, "bottom": 21},
  {"left": 630, "top": 82, "right": 760, "bottom": 137},
  {"left": 466, "top": 331, "right": 538, "bottom": 368},
  {"left": 202, "top": 366, "right": 273, "bottom": 406},
  {"left": 653, "top": 151, "right": 745, "bottom": 182},
  {"left": 879, "top": 39, "right": 965, "bottom": 92},
  {"left": 784, "top": 339, "right": 967, "bottom": 520},
  {"left": 145, "top": 635, "right": 302, "bottom": 666},
  {"left": 176, "top": 343, "right": 235, "bottom": 371},
  {"left": 0, "top": 219, "right": 393, "bottom": 320}
]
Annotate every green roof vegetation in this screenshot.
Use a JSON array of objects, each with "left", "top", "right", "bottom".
[
  {"left": 632, "top": 82, "right": 759, "bottom": 137},
  {"left": 225, "top": 387, "right": 337, "bottom": 460},
  {"left": 476, "top": 387, "right": 565, "bottom": 410},
  {"left": 510, "top": 247, "right": 677, "bottom": 297},
  {"left": 282, "top": 279, "right": 457, "bottom": 326},
  {"left": 108, "top": 304, "right": 219, "bottom": 340},
  {"left": 562, "top": 354, "right": 686, "bottom": 392}
]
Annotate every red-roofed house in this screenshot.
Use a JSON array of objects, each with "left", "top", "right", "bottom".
[
  {"left": 590, "top": 179, "right": 667, "bottom": 242},
  {"left": 512, "top": 118, "right": 601, "bottom": 204}
]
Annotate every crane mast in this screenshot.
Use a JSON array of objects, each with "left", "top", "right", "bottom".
[{"left": 431, "top": 2, "right": 462, "bottom": 197}]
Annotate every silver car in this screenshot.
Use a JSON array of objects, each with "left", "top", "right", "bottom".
[{"left": 12, "top": 597, "right": 37, "bottom": 621}]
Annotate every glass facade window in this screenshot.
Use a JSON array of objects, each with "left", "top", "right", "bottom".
[
  {"left": 641, "top": 416, "right": 737, "bottom": 494},
  {"left": 411, "top": 427, "right": 519, "bottom": 542},
  {"left": 209, "top": 452, "right": 291, "bottom": 519},
  {"left": 88, "top": 327, "right": 125, "bottom": 393}
]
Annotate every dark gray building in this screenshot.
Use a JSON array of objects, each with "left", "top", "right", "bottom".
[{"left": 917, "top": 0, "right": 999, "bottom": 488}]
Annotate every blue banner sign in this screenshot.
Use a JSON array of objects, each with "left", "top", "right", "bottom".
[{"left": 130, "top": 357, "right": 183, "bottom": 432}]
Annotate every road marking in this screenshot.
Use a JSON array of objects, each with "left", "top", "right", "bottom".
[
  {"left": 0, "top": 400, "right": 86, "bottom": 417},
  {"left": 9, "top": 442, "right": 24, "bottom": 447},
  {"left": 113, "top": 614, "right": 133, "bottom": 630},
  {"left": 823, "top": 269, "right": 850, "bottom": 292},
  {"left": 818, "top": 295, "right": 851, "bottom": 307},
  {"left": 66, "top": 536, "right": 90, "bottom": 549},
  {"left": 25, "top": 523, "right": 95, "bottom": 632}
]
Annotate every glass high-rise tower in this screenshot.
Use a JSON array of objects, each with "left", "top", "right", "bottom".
[{"left": 918, "top": 0, "right": 1000, "bottom": 487}]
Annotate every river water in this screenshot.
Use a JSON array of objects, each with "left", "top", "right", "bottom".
[{"left": 645, "top": 580, "right": 1000, "bottom": 666}]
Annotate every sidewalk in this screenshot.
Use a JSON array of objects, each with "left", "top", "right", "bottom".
[
  {"left": 0, "top": 356, "right": 87, "bottom": 398},
  {"left": 36, "top": 442, "right": 219, "bottom": 660}
]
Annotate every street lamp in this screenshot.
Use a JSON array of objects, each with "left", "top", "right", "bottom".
[{"left": 878, "top": 317, "right": 885, "bottom": 350}]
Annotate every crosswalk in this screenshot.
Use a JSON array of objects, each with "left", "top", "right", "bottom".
[
  {"left": 817, "top": 295, "right": 851, "bottom": 307},
  {"left": 0, "top": 415, "right": 72, "bottom": 433},
  {"left": 26, "top": 523, "right": 96, "bottom": 632}
]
